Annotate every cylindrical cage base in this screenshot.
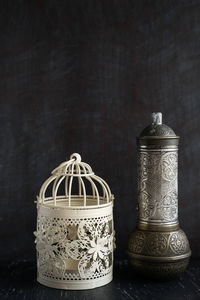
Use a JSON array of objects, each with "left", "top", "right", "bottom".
[{"left": 35, "top": 199, "right": 114, "bottom": 290}]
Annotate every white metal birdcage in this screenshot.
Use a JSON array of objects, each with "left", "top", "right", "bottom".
[{"left": 34, "top": 153, "right": 115, "bottom": 290}]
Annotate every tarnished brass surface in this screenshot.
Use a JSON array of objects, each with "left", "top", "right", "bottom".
[
  {"left": 128, "top": 257, "right": 190, "bottom": 280},
  {"left": 127, "top": 225, "right": 191, "bottom": 279},
  {"left": 128, "top": 227, "right": 190, "bottom": 260},
  {"left": 137, "top": 222, "right": 179, "bottom": 232},
  {"left": 127, "top": 113, "right": 191, "bottom": 279},
  {"left": 138, "top": 136, "right": 180, "bottom": 139}
]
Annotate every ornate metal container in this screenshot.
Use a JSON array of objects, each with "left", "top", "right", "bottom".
[
  {"left": 127, "top": 112, "right": 191, "bottom": 279},
  {"left": 34, "top": 153, "right": 115, "bottom": 290}
]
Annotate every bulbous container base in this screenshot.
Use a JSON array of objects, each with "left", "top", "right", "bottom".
[
  {"left": 127, "top": 225, "right": 191, "bottom": 280},
  {"left": 128, "top": 257, "right": 190, "bottom": 280}
]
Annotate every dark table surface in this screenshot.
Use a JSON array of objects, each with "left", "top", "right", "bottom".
[{"left": 1, "top": 259, "right": 200, "bottom": 300}]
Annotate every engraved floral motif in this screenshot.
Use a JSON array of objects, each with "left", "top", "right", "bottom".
[
  {"left": 139, "top": 191, "right": 152, "bottom": 219},
  {"left": 138, "top": 151, "right": 178, "bottom": 222},
  {"left": 147, "top": 233, "right": 168, "bottom": 256},
  {"left": 161, "top": 153, "right": 177, "bottom": 181},
  {"left": 160, "top": 191, "right": 178, "bottom": 221},
  {"left": 170, "top": 231, "right": 188, "bottom": 255},
  {"left": 128, "top": 229, "right": 190, "bottom": 257},
  {"left": 128, "top": 231, "right": 145, "bottom": 253},
  {"left": 35, "top": 216, "right": 114, "bottom": 280}
]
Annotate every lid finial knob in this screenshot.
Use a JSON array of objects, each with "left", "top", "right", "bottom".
[{"left": 152, "top": 112, "right": 162, "bottom": 125}]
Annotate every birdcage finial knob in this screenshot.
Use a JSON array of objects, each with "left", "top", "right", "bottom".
[{"left": 70, "top": 153, "right": 81, "bottom": 163}]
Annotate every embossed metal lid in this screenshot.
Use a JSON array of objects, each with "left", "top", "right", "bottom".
[
  {"left": 137, "top": 112, "right": 179, "bottom": 146},
  {"left": 139, "top": 112, "right": 178, "bottom": 138}
]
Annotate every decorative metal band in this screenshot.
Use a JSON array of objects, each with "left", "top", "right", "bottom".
[
  {"left": 137, "top": 222, "right": 179, "bottom": 232},
  {"left": 137, "top": 149, "right": 178, "bottom": 224},
  {"left": 38, "top": 201, "right": 113, "bottom": 219},
  {"left": 128, "top": 252, "right": 191, "bottom": 262},
  {"left": 138, "top": 220, "right": 178, "bottom": 226},
  {"left": 38, "top": 272, "right": 113, "bottom": 290},
  {"left": 138, "top": 136, "right": 180, "bottom": 140},
  {"left": 139, "top": 148, "right": 178, "bottom": 152},
  {"left": 128, "top": 228, "right": 190, "bottom": 259}
]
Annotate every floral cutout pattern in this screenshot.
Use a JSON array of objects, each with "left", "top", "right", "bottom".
[{"left": 35, "top": 216, "right": 114, "bottom": 280}]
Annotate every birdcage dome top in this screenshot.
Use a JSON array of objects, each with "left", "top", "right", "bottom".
[{"left": 38, "top": 153, "right": 114, "bottom": 209}]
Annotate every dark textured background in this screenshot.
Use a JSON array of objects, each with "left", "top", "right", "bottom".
[{"left": 0, "top": 0, "right": 200, "bottom": 263}]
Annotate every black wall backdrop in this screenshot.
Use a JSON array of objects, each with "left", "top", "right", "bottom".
[{"left": 0, "top": 0, "right": 200, "bottom": 263}]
